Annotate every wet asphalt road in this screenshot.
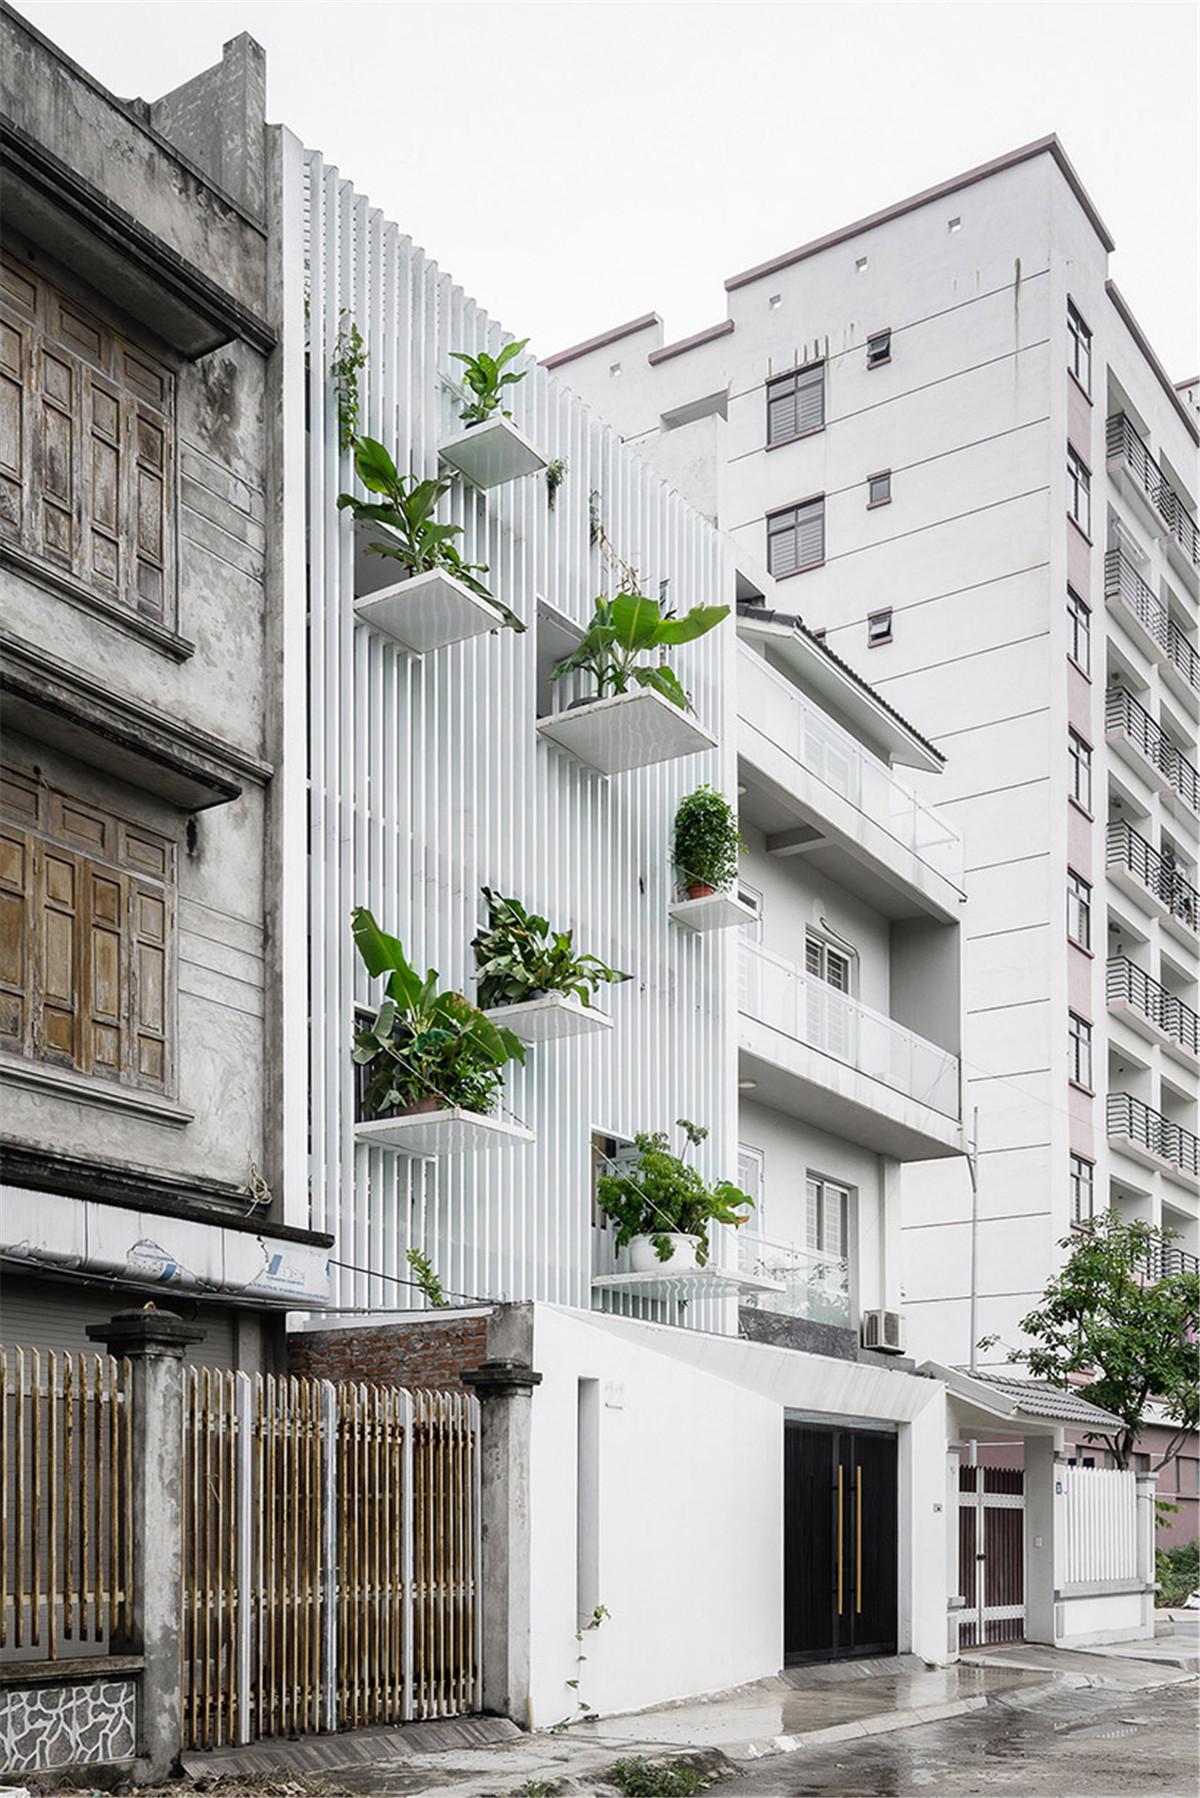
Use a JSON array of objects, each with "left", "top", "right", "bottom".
[{"left": 719, "top": 1679, "right": 1199, "bottom": 1798}]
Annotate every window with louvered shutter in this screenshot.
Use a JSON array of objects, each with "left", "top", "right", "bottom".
[
  {"left": 0, "top": 249, "right": 176, "bottom": 627},
  {"left": 767, "top": 497, "right": 825, "bottom": 576},
  {"left": 766, "top": 362, "right": 824, "bottom": 444},
  {"left": 0, "top": 766, "right": 175, "bottom": 1094}
]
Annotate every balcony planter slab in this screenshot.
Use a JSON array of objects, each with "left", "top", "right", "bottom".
[
  {"left": 591, "top": 1265, "right": 785, "bottom": 1301},
  {"left": 354, "top": 1109, "right": 534, "bottom": 1156},
  {"left": 439, "top": 416, "right": 546, "bottom": 490},
  {"left": 482, "top": 991, "right": 613, "bottom": 1044},
  {"left": 669, "top": 890, "right": 758, "bottom": 932},
  {"left": 538, "top": 689, "right": 717, "bottom": 776},
  {"left": 354, "top": 568, "right": 505, "bottom": 656}
]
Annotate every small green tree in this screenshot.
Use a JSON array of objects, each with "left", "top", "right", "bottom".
[{"left": 983, "top": 1214, "right": 1199, "bottom": 1473}]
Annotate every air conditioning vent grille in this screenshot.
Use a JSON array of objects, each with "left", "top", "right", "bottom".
[{"left": 861, "top": 1308, "right": 905, "bottom": 1354}]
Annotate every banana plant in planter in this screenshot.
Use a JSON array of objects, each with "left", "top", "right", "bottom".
[
  {"left": 551, "top": 589, "right": 728, "bottom": 714},
  {"left": 596, "top": 1119, "right": 754, "bottom": 1275},
  {"left": 337, "top": 437, "right": 526, "bottom": 644},
  {"left": 351, "top": 907, "right": 525, "bottom": 1119}
]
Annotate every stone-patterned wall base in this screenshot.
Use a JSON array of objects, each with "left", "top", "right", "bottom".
[{"left": 0, "top": 1676, "right": 136, "bottom": 1773}]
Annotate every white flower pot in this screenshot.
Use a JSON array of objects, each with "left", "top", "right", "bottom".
[{"left": 627, "top": 1232, "right": 701, "bottom": 1275}]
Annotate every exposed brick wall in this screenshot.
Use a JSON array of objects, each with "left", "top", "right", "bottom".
[{"left": 287, "top": 1313, "right": 491, "bottom": 1393}]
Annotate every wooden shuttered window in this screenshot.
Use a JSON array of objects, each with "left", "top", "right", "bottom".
[
  {"left": 0, "top": 768, "right": 174, "bottom": 1093},
  {"left": 0, "top": 249, "right": 175, "bottom": 626}
]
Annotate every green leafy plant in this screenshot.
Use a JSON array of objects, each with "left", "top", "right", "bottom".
[
  {"left": 450, "top": 337, "right": 529, "bottom": 426},
  {"left": 979, "top": 1213, "right": 1199, "bottom": 1472},
  {"left": 337, "top": 437, "right": 524, "bottom": 632},
  {"left": 351, "top": 907, "right": 525, "bottom": 1118},
  {"left": 550, "top": 591, "right": 728, "bottom": 713},
  {"left": 596, "top": 1120, "right": 753, "bottom": 1267},
  {"left": 472, "top": 889, "right": 628, "bottom": 1010},
  {"left": 331, "top": 312, "right": 368, "bottom": 450},
  {"left": 609, "top": 1756, "right": 719, "bottom": 1796},
  {"left": 546, "top": 457, "right": 568, "bottom": 510},
  {"left": 1155, "top": 1539, "right": 1198, "bottom": 1608},
  {"left": 673, "top": 786, "right": 743, "bottom": 895},
  {"left": 588, "top": 489, "right": 602, "bottom": 547},
  {"left": 549, "top": 1602, "right": 610, "bottom": 1732},
  {"left": 405, "top": 1247, "right": 448, "bottom": 1308}
]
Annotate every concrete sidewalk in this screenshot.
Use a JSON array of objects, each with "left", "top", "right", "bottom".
[{"left": 178, "top": 1644, "right": 1197, "bottom": 1797}]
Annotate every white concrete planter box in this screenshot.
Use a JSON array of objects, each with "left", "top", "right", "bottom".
[
  {"left": 440, "top": 416, "right": 546, "bottom": 490},
  {"left": 482, "top": 992, "right": 614, "bottom": 1043},
  {"left": 354, "top": 568, "right": 505, "bottom": 656},
  {"left": 538, "top": 689, "right": 717, "bottom": 776},
  {"left": 354, "top": 1109, "right": 534, "bottom": 1156},
  {"left": 628, "top": 1232, "right": 700, "bottom": 1275},
  {"left": 669, "top": 890, "right": 757, "bottom": 932}
]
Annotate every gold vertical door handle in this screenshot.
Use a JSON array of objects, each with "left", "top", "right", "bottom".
[
  {"left": 836, "top": 1463, "right": 844, "bottom": 1615},
  {"left": 856, "top": 1465, "right": 863, "bottom": 1614}
]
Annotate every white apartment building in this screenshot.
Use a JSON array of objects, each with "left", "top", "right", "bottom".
[{"left": 545, "top": 141, "right": 1200, "bottom": 1512}]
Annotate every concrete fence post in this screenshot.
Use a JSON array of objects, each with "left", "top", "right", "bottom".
[
  {"left": 88, "top": 1304, "right": 205, "bottom": 1782},
  {"left": 463, "top": 1353, "right": 542, "bottom": 1729}
]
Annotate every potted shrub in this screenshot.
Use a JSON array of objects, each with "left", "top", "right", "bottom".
[
  {"left": 673, "top": 785, "right": 743, "bottom": 899},
  {"left": 596, "top": 1119, "right": 754, "bottom": 1274},
  {"left": 550, "top": 589, "right": 728, "bottom": 715},
  {"left": 337, "top": 436, "right": 525, "bottom": 634},
  {"left": 450, "top": 338, "right": 529, "bottom": 427},
  {"left": 473, "top": 888, "right": 628, "bottom": 1008},
  {"left": 351, "top": 907, "right": 525, "bottom": 1118}
]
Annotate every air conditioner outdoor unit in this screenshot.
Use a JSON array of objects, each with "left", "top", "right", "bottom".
[{"left": 861, "top": 1309, "right": 906, "bottom": 1355}]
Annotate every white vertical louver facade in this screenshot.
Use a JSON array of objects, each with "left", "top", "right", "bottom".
[{"left": 297, "top": 145, "right": 737, "bottom": 1319}]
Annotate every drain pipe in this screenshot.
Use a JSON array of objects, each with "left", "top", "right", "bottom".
[{"left": 967, "top": 1105, "right": 980, "bottom": 1374}]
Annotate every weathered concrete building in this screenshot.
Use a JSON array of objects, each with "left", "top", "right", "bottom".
[{"left": 0, "top": 3, "right": 329, "bottom": 1366}]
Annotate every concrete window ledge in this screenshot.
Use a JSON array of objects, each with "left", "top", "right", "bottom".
[{"left": 0, "top": 1057, "right": 195, "bottom": 1128}]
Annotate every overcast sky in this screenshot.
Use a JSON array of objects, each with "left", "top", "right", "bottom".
[{"left": 23, "top": 0, "right": 1200, "bottom": 378}]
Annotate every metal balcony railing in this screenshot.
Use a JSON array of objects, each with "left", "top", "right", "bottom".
[
  {"left": 1106, "top": 686, "right": 1200, "bottom": 813},
  {"left": 736, "top": 1231, "right": 851, "bottom": 1326},
  {"left": 1107, "top": 1092, "right": 1200, "bottom": 1180},
  {"left": 736, "top": 644, "right": 964, "bottom": 888},
  {"left": 739, "top": 938, "right": 961, "bottom": 1118},
  {"left": 1104, "top": 548, "right": 1169, "bottom": 650},
  {"left": 1107, "top": 413, "right": 1200, "bottom": 571},
  {"left": 1106, "top": 820, "right": 1200, "bottom": 935},
  {"left": 1141, "top": 1241, "right": 1200, "bottom": 1281},
  {"left": 1106, "top": 956, "right": 1200, "bottom": 1059},
  {"left": 1167, "top": 620, "right": 1200, "bottom": 694}
]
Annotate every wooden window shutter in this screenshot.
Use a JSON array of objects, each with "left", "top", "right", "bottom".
[
  {"left": 0, "top": 826, "right": 30, "bottom": 1052},
  {"left": 1, "top": 769, "right": 174, "bottom": 1095},
  {"left": 130, "top": 878, "right": 170, "bottom": 1090},
  {"left": 37, "top": 841, "right": 80, "bottom": 1064},
  {"left": 0, "top": 250, "right": 175, "bottom": 626}
]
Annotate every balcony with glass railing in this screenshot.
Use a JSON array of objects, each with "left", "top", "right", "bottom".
[
  {"left": 739, "top": 937, "right": 961, "bottom": 1130},
  {"left": 1105, "top": 686, "right": 1200, "bottom": 814},
  {"left": 736, "top": 1231, "right": 851, "bottom": 1327},
  {"left": 1108, "top": 1092, "right": 1200, "bottom": 1183},
  {"left": 1104, "top": 550, "right": 1200, "bottom": 700},
  {"left": 1106, "top": 821, "right": 1200, "bottom": 937},
  {"left": 1106, "top": 957, "right": 1200, "bottom": 1061},
  {"left": 736, "top": 644, "right": 964, "bottom": 901},
  {"left": 1107, "top": 413, "right": 1200, "bottom": 577}
]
